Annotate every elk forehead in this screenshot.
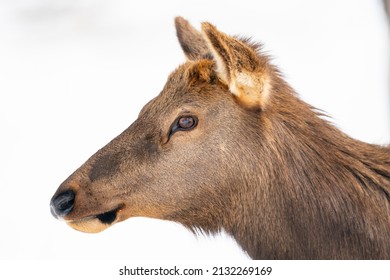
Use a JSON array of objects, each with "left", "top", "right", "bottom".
[
  {"left": 135, "top": 60, "right": 226, "bottom": 124},
  {"left": 160, "top": 60, "right": 219, "bottom": 101},
  {"left": 136, "top": 60, "right": 218, "bottom": 119}
]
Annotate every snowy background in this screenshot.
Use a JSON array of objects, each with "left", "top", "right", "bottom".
[{"left": 0, "top": 0, "right": 389, "bottom": 260}]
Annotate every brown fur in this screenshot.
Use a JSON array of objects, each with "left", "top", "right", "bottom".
[{"left": 51, "top": 17, "right": 390, "bottom": 259}]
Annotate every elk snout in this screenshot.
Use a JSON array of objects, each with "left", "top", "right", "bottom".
[{"left": 50, "top": 190, "right": 75, "bottom": 219}]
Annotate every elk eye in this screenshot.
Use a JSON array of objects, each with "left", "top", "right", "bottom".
[
  {"left": 169, "top": 115, "right": 198, "bottom": 138},
  {"left": 178, "top": 116, "right": 196, "bottom": 129}
]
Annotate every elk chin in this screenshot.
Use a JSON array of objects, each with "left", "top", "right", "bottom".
[{"left": 66, "top": 209, "right": 120, "bottom": 233}]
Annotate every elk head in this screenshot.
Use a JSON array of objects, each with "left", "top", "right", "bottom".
[{"left": 50, "top": 17, "right": 276, "bottom": 235}]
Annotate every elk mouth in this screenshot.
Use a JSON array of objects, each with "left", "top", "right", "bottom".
[
  {"left": 66, "top": 207, "right": 122, "bottom": 233},
  {"left": 96, "top": 209, "right": 118, "bottom": 224}
]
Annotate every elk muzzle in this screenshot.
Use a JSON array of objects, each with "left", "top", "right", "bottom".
[{"left": 50, "top": 187, "right": 123, "bottom": 233}]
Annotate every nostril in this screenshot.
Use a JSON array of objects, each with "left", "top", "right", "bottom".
[{"left": 50, "top": 190, "right": 75, "bottom": 218}]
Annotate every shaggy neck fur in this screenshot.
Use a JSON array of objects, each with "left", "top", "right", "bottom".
[{"left": 226, "top": 78, "right": 390, "bottom": 259}]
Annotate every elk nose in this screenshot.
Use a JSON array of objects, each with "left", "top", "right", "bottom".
[{"left": 50, "top": 190, "right": 75, "bottom": 219}]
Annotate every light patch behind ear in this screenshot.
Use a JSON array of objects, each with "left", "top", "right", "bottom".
[{"left": 201, "top": 22, "right": 271, "bottom": 109}]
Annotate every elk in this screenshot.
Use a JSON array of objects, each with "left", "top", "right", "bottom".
[{"left": 50, "top": 17, "right": 390, "bottom": 259}]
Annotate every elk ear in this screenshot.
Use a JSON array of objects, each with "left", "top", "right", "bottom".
[
  {"left": 175, "top": 17, "right": 210, "bottom": 60},
  {"left": 201, "top": 22, "right": 271, "bottom": 109}
]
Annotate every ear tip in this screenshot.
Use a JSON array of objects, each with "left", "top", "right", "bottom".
[
  {"left": 174, "top": 16, "right": 186, "bottom": 25},
  {"left": 174, "top": 16, "right": 188, "bottom": 30},
  {"left": 201, "top": 22, "right": 215, "bottom": 33}
]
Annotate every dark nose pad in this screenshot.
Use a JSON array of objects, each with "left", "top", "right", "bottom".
[{"left": 50, "top": 190, "right": 75, "bottom": 219}]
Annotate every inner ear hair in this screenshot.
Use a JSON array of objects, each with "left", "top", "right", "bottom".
[{"left": 201, "top": 22, "right": 272, "bottom": 110}]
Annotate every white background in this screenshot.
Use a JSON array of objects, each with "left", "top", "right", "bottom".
[{"left": 0, "top": 0, "right": 389, "bottom": 261}]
